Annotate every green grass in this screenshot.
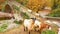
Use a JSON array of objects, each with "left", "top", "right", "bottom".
[
  {"left": 0, "top": 24, "right": 8, "bottom": 32},
  {"left": 41, "top": 29, "right": 55, "bottom": 34},
  {"left": 21, "top": 12, "right": 30, "bottom": 19}
]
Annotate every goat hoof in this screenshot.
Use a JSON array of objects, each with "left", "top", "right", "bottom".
[
  {"left": 24, "top": 28, "right": 26, "bottom": 31},
  {"left": 29, "top": 31, "right": 30, "bottom": 34}
]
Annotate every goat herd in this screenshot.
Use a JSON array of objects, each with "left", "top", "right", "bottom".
[{"left": 23, "top": 18, "right": 51, "bottom": 34}]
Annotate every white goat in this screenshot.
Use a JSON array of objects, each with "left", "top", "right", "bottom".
[
  {"left": 58, "top": 28, "right": 60, "bottom": 34},
  {"left": 24, "top": 19, "right": 34, "bottom": 30},
  {"left": 23, "top": 19, "right": 34, "bottom": 34}
]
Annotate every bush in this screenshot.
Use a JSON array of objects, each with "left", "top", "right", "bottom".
[{"left": 47, "top": 9, "right": 60, "bottom": 17}]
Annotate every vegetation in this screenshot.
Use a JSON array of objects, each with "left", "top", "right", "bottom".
[
  {"left": 13, "top": 5, "right": 20, "bottom": 11},
  {"left": 0, "top": 24, "right": 7, "bottom": 32},
  {"left": 0, "top": 0, "right": 5, "bottom": 4},
  {"left": 0, "top": 0, "right": 6, "bottom": 11},
  {"left": 1, "top": 5, "right": 5, "bottom": 12},
  {"left": 41, "top": 29, "right": 55, "bottom": 34},
  {"left": 14, "top": 20, "right": 20, "bottom": 24},
  {"left": 15, "top": 0, "right": 60, "bottom": 12},
  {"left": 15, "top": 0, "right": 52, "bottom": 12},
  {"left": 14, "top": 20, "right": 23, "bottom": 24},
  {"left": 0, "top": 0, "right": 60, "bottom": 12},
  {"left": 51, "top": 0, "right": 60, "bottom": 10},
  {"left": 21, "top": 12, "right": 30, "bottom": 19},
  {"left": 26, "top": 0, "right": 47, "bottom": 12},
  {"left": 15, "top": 0, "right": 27, "bottom": 6},
  {"left": 47, "top": 9, "right": 60, "bottom": 17}
]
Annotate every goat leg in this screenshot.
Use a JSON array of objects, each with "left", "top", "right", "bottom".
[
  {"left": 24, "top": 26, "right": 28, "bottom": 31},
  {"left": 28, "top": 31, "right": 30, "bottom": 34}
]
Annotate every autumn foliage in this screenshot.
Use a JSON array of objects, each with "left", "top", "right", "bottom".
[{"left": 26, "top": 0, "right": 52, "bottom": 12}]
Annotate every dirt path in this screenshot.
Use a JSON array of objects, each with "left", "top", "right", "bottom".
[{"left": 0, "top": 24, "right": 40, "bottom": 34}]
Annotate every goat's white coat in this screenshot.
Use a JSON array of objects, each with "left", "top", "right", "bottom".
[
  {"left": 58, "top": 28, "right": 60, "bottom": 34},
  {"left": 24, "top": 19, "right": 34, "bottom": 30},
  {"left": 34, "top": 20, "right": 41, "bottom": 28}
]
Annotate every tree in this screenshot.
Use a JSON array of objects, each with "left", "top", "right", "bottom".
[
  {"left": 0, "top": 0, "right": 6, "bottom": 11},
  {"left": 51, "top": 0, "right": 60, "bottom": 10},
  {"left": 0, "top": 0, "right": 5, "bottom": 4},
  {"left": 26, "top": 0, "right": 53, "bottom": 12}
]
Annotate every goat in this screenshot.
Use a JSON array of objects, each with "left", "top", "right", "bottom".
[
  {"left": 23, "top": 19, "right": 34, "bottom": 34},
  {"left": 34, "top": 20, "right": 50, "bottom": 32},
  {"left": 23, "top": 18, "right": 51, "bottom": 34}
]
